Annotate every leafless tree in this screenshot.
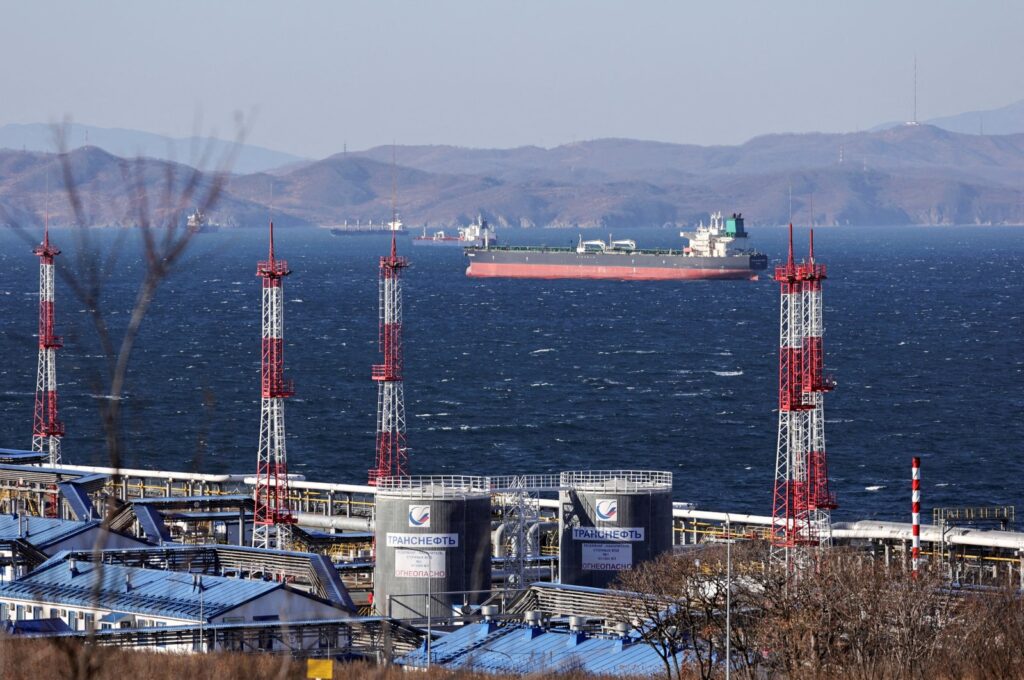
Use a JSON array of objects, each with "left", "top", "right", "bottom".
[
  {"left": 3, "top": 117, "right": 250, "bottom": 679},
  {"left": 612, "top": 548, "right": 747, "bottom": 680},
  {"left": 748, "top": 549, "right": 954, "bottom": 680},
  {"left": 610, "top": 543, "right": 984, "bottom": 680}
]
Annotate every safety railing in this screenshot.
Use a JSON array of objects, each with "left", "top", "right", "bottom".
[
  {"left": 560, "top": 469, "right": 672, "bottom": 491},
  {"left": 375, "top": 475, "right": 491, "bottom": 497}
]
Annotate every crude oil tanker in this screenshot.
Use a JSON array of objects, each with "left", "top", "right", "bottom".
[{"left": 465, "top": 212, "right": 768, "bottom": 280}]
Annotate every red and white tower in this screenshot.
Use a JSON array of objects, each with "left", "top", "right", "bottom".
[
  {"left": 252, "top": 221, "right": 296, "bottom": 550},
  {"left": 32, "top": 216, "right": 64, "bottom": 467},
  {"left": 368, "top": 232, "right": 409, "bottom": 484},
  {"left": 770, "top": 224, "right": 816, "bottom": 568},
  {"left": 911, "top": 457, "right": 921, "bottom": 578},
  {"left": 800, "top": 230, "right": 837, "bottom": 540}
]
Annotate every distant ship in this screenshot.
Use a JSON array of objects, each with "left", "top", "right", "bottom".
[
  {"left": 329, "top": 218, "right": 408, "bottom": 236},
  {"left": 412, "top": 215, "right": 497, "bottom": 247},
  {"left": 464, "top": 212, "right": 768, "bottom": 280},
  {"left": 186, "top": 209, "right": 220, "bottom": 233}
]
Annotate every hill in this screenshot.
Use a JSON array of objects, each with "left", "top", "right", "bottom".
[
  {"left": 353, "top": 125, "right": 1024, "bottom": 187},
  {"left": 0, "top": 123, "right": 307, "bottom": 175},
  {"left": 2, "top": 126, "right": 1023, "bottom": 229},
  {"left": 873, "top": 98, "right": 1024, "bottom": 136},
  {"left": 0, "top": 146, "right": 296, "bottom": 229}
]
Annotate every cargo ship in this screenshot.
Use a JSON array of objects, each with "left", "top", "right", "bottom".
[
  {"left": 329, "top": 218, "right": 408, "bottom": 236},
  {"left": 464, "top": 212, "right": 768, "bottom": 280},
  {"left": 412, "top": 215, "right": 497, "bottom": 247},
  {"left": 186, "top": 209, "right": 220, "bottom": 233}
]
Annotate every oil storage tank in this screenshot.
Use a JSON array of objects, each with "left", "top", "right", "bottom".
[
  {"left": 559, "top": 470, "right": 673, "bottom": 588},
  {"left": 374, "top": 475, "right": 492, "bottom": 618}
]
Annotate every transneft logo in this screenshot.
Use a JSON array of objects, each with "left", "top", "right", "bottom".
[
  {"left": 595, "top": 498, "right": 618, "bottom": 522},
  {"left": 571, "top": 527, "right": 645, "bottom": 542},
  {"left": 386, "top": 533, "right": 459, "bottom": 548},
  {"left": 408, "top": 504, "right": 431, "bottom": 527}
]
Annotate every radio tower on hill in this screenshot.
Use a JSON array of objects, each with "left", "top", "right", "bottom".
[
  {"left": 253, "top": 221, "right": 296, "bottom": 550},
  {"left": 770, "top": 224, "right": 816, "bottom": 569},
  {"left": 32, "top": 211, "right": 64, "bottom": 468},
  {"left": 800, "top": 230, "right": 837, "bottom": 542},
  {"left": 368, "top": 225, "right": 409, "bottom": 484}
]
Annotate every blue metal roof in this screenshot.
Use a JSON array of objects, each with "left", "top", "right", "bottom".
[
  {"left": 0, "top": 515, "right": 97, "bottom": 549},
  {"left": 0, "top": 462, "right": 87, "bottom": 475},
  {"left": 398, "top": 622, "right": 685, "bottom": 676},
  {"left": 0, "top": 557, "right": 284, "bottom": 622},
  {"left": 0, "top": 449, "right": 48, "bottom": 464},
  {"left": 133, "top": 505, "right": 172, "bottom": 543},
  {"left": 58, "top": 474, "right": 110, "bottom": 520}
]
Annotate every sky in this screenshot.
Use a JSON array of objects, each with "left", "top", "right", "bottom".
[{"left": 2, "top": 1, "right": 1022, "bottom": 159}]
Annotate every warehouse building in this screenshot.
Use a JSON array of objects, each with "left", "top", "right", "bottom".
[
  {"left": 0, "top": 552, "right": 352, "bottom": 635},
  {"left": 0, "top": 515, "right": 149, "bottom": 581}
]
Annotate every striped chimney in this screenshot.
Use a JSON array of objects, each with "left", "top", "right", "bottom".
[{"left": 912, "top": 456, "right": 921, "bottom": 578}]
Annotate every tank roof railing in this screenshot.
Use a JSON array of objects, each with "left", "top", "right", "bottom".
[
  {"left": 377, "top": 472, "right": 672, "bottom": 496},
  {"left": 486, "top": 474, "right": 563, "bottom": 493},
  {"left": 560, "top": 470, "right": 673, "bottom": 492},
  {"left": 375, "top": 475, "right": 491, "bottom": 497}
]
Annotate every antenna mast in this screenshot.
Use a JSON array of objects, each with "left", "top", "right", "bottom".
[
  {"left": 913, "top": 55, "right": 918, "bottom": 124},
  {"left": 252, "top": 221, "right": 296, "bottom": 550},
  {"left": 370, "top": 146, "right": 410, "bottom": 484},
  {"left": 32, "top": 188, "right": 65, "bottom": 478},
  {"left": 799, "top": 229, "right": 837, "bottom": 548},
  {"left": 770, "top": 224, "right": 815, "bottom": 571},
  {"left": 770, "top": 226, "right": 837, "bottom": 572}
]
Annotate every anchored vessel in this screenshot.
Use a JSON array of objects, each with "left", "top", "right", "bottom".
[
  {"left": 465, "top": 212, "right": 767, "bottom": 280},
  {"left": 186, "top": 209, "right": 220, "bottom": 233},
  {"left": 413, "top": 215, "right": 497, "bottom": 247},
  {"left": 329, "top": 218, "right": 408, "bottom": 236}
]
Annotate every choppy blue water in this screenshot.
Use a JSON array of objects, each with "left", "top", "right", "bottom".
[{"left": 0, "top": 225, "right": 1021, "bottom": 521}]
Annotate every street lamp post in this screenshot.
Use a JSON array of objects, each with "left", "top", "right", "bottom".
[{"left": 725, "top": 513, "right": 732, "bottom": 680}]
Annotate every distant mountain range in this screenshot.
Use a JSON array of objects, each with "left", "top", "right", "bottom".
[
  {"left": 2, "top": 123, "right": 1023, "bottom": 230},
  {"left": 0, "top": 122, "right": 306, "bottom": 175},
  {"left": 0, "top": 146, "right": 289, "bottom": 229}
]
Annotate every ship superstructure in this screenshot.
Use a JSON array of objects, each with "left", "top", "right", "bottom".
[
  {"left": 186, "top": 209, "right": 221, "bottom": 233},
  {"left": 329, "top": 218, "right": 408, "bottom": 236},
  {"left": 413, "top": 215, "right": 496, "bottom": 247},
  {"left": 680, "top": 211, "right": 750, "bottom": 257}
]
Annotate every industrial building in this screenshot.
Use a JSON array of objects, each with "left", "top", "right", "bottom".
[
  {"left": 399, "top": 616, "right": 681, "bottom": 674},
  {"left": 399, "top": 582, "right": 687, "bottom": 674},
  {"left": 0, "top": 515, "right": 149, "bottom": 581},
  {"left": 0, "top": 551, "right": 352, "bottom": 636}
]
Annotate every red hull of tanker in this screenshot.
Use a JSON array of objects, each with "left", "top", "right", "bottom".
[{"left": 465, "top": 262, "right": 759, "bottom": 281}]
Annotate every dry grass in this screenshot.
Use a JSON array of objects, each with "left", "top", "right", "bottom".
[{"left": 0, "top": 639, "right": 633, "bottom": 680}]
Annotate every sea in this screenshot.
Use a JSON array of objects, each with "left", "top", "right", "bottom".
[{"left": 0, "top": 224, "right": 1021, "bottom": 522}]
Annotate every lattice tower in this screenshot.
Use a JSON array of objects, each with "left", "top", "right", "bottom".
[
  {"left": 799, "top": 230, "right": 837, "bottom": 547},
  {"left": 252, "top": 221, "right": 295, "bottom": 550},
  {"left": 32, "top": 216, "right": 64, "bottom": 517},
  {"left": 32, "top": 216, "right": 64, "bottom": 463},
  {"left": 770, "top": 224, "right": 816, "bottom": 570},
  {"left": 369, "top": 234, "right": 409, "bottom": 484}
]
